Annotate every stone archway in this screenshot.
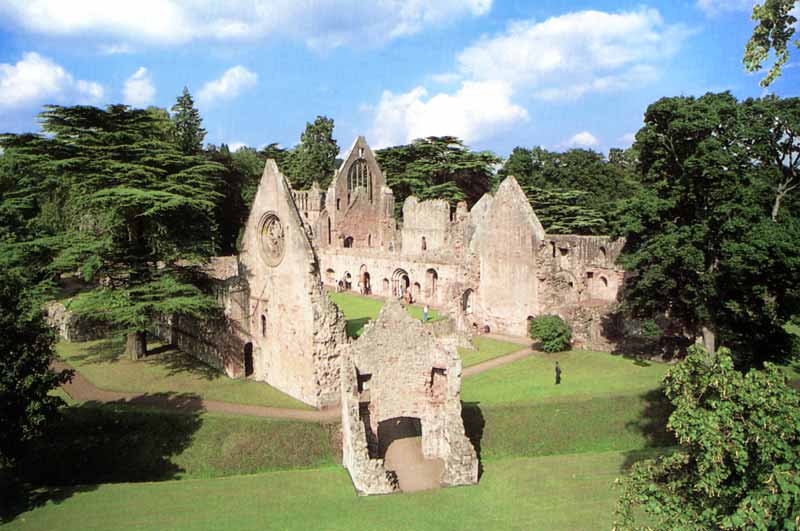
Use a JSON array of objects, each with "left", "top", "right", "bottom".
[
  {"left": 425, "top": 268, "right": 438, "bottom": 301},
  {"left": 392, "top": 268, "right": 410, "bottom": 298},
  {"left": 461, "top": 289, "right": 475, "bottom": 314}
]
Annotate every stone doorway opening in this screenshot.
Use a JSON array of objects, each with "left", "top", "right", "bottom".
[
  {"left": 244, "top": 342, "right": 254, "bottom": 378},
  {"left": 392, "top": 268, "right": 410, "bottom": 298},
  {"left": 377, "top": 416, "right": 422, "bottom": 458}
]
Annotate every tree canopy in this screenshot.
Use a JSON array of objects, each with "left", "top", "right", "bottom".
[
  {"left": 284, "top": 116, "right": 338, "bottom": 190},
  {"left": 614, "top": 92, "right": 800, "bottom": 366},
  {"left": 0, "top": 270, "right": 72, "bottom": 465},
  {"left": 376, "top": 136, "right": 499, "bottom": 218},
  {"left": 744, "top": 0, "right": 799, "bottom": 87},
  {"left": 0, "top": 104, "right": 224, "bottom": 359},
  {"left": 171, "top": 87, "right": 206, "bottom": 155},
  {"left": 614, "top": 345, "right": 800, "bottom": 531}
]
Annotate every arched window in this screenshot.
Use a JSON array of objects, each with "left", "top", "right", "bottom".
[
  {"left": 344, "top": 236, "right": 354, "bottom": 248},
  {"left": 421, "top": 236, "right": 427, "bottom": 251},
  {"left": 462, "top": 289, "right": 474, "bottom": 314},
  {"left": 327, "top": 217, "right": 332, "bottom": 245},
  {"left": 426, "top": 268, "right": 438, "bottom": 299},
  {"left": 368, "top": 234, "right": 372, "bottom": 247},
  {"left": 600, "top": 276, "right": 608, "bottom": 287},
  {"left": 599, "top": 246, "right": 607, "bottom": 261},
  {"left": 261, "top": 315, "right": 267, "bottom": 337},
  {"left": 347, "top": 158, "right": 372, "bottom": 201},
  {"left": 336, "top": 198, "right": 340, "bottom": 210}
]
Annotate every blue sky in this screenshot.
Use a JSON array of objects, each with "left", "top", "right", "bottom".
[{"left": 0, "top": 0, "right": 797, "bottom": 157}]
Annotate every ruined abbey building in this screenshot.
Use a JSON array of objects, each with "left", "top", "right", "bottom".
[{"left": 158, "top": 135, "right": 624, "bottom": 411}]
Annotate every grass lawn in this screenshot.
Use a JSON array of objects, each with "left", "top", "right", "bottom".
[
  {"left": 462, "top": 349, "right": 670, "bottom": 406},
  {"left": 56, "top": 340, "right": 311, "bottom": 410},
  {"left": 328, "top": 291, "right": 442, "bottom": 337},
  {"left": 458, "top": 337, "right": 526, "bottom": 367},
  {"left": 8, "top": 404, "right": 336, "bottom": 489},
  {"left": 3, "top": 450, "right": 646, "bottom": 531}
]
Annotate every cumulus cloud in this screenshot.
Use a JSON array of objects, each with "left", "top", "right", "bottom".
[
  {"left": 456, "top": 8, "right": 690, "bottom": 101},
  {"left": 565, "top": 131, "right": 599, "bottom": 148},
  {"left": 0, "top": 0, "right": 492, "bottom": 49},
  {"left": 198, "top": 66, "right": 258, "bottom": 105},
  {"left": 0, "top": 52, "right": 103, "bottom": 110},
  {"left": 370, "top": 80, "right": 528, "bottom": 147},
  {"left": 123, "top": 67, "right": 155, "bottom": 106},
  {"left": 227, "top": 142, "right": 247, "bottom": 152}
]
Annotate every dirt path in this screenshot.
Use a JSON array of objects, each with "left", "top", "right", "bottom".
[
  {"left": 463, "top": 347, "right": 536, "bottom": 378},
  {"left": 384, "top": 437, "right": 444, "bottom": 493},
  {"left": 54, "top": 360, "right": 340, "bottom": 422}
]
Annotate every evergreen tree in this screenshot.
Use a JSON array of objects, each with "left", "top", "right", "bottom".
[
  {"left": 31, "top": 104, "right": 224, "bottom": 359},
  {"left": 285, "top": 116, "right": 338, "bottom": 190},
  {"left": 171, "top": 87, "right": 206, "bottom": 155},
  {"left": 0, "top": 270, "right": 72, "bottom": 465},
  {"left": 376, "top": 136, "right": 499, "bottom": 218}
]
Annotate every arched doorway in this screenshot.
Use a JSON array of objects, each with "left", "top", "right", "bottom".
[
  {"left": 344, "top": 236, "right": 354, "bottom": 248},
  {"left": 359, "top": 265, "right": 371, "bottom": 295},
  {"left": 244, "top": 342, "right": 253, "bottom": 377},
  {"left": 377, "top": 417, "right": 422, "bottom": 459},
  {"left": 462, "top": 289, "right": 475, "bottom": 314},
  {"left": 392, "top": 268, "right": 410, "bottom": 298},
  {"left": 425, "top": 268, "right": 438, "bottom": 301},
  {"left": 344, "top": 272, "right": 352, "bottom": 291}
]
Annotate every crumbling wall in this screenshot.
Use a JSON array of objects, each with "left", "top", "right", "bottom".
[
  {"left": 341, "top": 300, "right": 478, "bottom": 495},
  {"left": 401, "top": 197, "right": 450, "bottom": 255},
  {"left": 45, "top": 301, "right": 114, "bottom": 342}
]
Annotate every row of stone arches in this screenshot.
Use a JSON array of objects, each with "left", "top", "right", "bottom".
[{"left": 324, "top": 265, "right": 439, "bottom": 303}]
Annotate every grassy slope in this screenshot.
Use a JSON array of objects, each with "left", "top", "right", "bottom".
[
  {"left": 458, "top": 337, "right": 526, "bottom": 367},
  {"left": 462, "top": 349, "right": 670, "bottom": 406},
  {"left": 328, "top": 291, "right": 442, "bottom": 337},
  {"left": 4, "top": 451, "right": 639, "bottom": 531},
  {"left": 57, "top": 340, "right": 310, "bottom": 410}
]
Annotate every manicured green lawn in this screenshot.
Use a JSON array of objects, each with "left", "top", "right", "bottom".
[
  {"left": 56, "top": 340, "right": 311, "bottom": 410},
  {"left": 458, "top": 336, "right": 526, "bottom": 367},
  {"left": 3, "top": 451, "right": 644, "bottom": 531},
  {"left": 462, "top": 349, "right": 670, "bottom": 406},
  {"left": 328, "top": 291, "right": 442, "bottom": 337}
]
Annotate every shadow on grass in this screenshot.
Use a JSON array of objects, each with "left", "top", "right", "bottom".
[
  {"left": 346, "top": 317, "right": 371, "bottom": 339},
  {"left": 67, "top": 337, "right": 126, "bottom": 364},
  {"left": 145, "top": 348, "right": 222, "bottom": 381},
  {"left": 1, "top": 398, "right": 203, "bottom": 523},
  {"left": 461, "top": 402, "right": 485, "bottom": 480},
  {"left": 620, "top": 388, "right": 676, "bottom": 472}
]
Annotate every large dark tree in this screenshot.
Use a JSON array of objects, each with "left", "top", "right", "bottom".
[
  {"left": 615, "top": 93, "right": 800, "bottom": 366},
  {"left": 0, "top": 270, "right": 72, "bottom": 465},
  {"left": 171, "top": 87, "right": 206, "bottom": 155},
  {"left": 615, "top": 346, "right": 800, "bottom": 531},
  {"left": 284, "top": 116, "right": 338, "bottom": 190},
  {"left": 16, "top": 104, "right": 225, "bottom": 359},
  {"left": 744, "top": 0, "right": 799, "bottom": 87},
  {"left": 376, "top": 136, "right": 499, "bottom": 218},
  {"left": 498, "top": 145, "right": 638, "bottom": 234}
]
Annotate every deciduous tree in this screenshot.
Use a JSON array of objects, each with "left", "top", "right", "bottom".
[{"left": 744, "top": 0, "right": 799, "bottom": 87}]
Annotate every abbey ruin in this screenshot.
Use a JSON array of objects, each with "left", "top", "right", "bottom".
[{"left": 51, "top": 136, "right": 625, "bottom": 495}]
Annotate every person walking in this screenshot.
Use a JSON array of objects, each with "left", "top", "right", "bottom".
[
  {"left": 555, "top": 361, "right": 562, "bottom": 385},
  {"left": 423, "top": 304, "right": 429, "bottom": 322}
]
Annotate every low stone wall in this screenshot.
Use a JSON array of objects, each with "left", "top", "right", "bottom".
[{"left": 45, "top": 301, "right": 114, "bottom": 342}]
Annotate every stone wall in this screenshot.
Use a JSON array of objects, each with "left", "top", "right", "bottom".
[
  {"left": 45, "top": 301, "right": 114, "bottom": 342},
  {"left": 341, "top": 300, "right": 478, "bottom": 495},
  {"left": 401, "top": 197, "right": 450, "bottom": 255}
]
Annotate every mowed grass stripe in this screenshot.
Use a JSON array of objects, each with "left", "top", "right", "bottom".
[{"left": 4, "top": 451, "right": 638, "bottom": 531}]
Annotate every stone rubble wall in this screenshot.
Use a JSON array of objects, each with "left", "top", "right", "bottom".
[{"left": 45, "top": 301, "right": 114, "bottom": 342}]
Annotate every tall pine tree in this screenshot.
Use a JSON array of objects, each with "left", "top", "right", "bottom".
[
  {"left": 171, "top": 87, "right": 206, "bottom": 155},
  {"left": 284, "top": 116, "right": 338, "bottom": 190}
]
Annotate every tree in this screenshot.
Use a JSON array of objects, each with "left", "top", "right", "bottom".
[
  {"left": 528, "top": 315, "right": 572, "bottom": 352},
  {"left": 171, "top": 87, "right": 206, "bottom": 155},
  {"left": 31, "top": 104, "right": 223, "bottom": 359},
  {"left": 284, "top": 116, "right": 338, "bottom": 190},
  {"left": 376, "top": 136, "right": 500, "bottom": 218},
  {"left": 0, "top": 270, "right": 72, "bottom": 465},
  {"left": 498, "top": 145, "right": 639, "bottom": 234},
  {"left": 614, "top": 346, "right": 800, "bottom": 531},
  {"left": 744, "top": 0, "right": 799, "bottom": 87},
  {"left": 615, "top": 93, "right": 800, "bottom": 365}
]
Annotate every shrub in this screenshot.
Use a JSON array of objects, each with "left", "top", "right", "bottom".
[{"left": 528, "top": 315, "right": 572, "bottom": 352}]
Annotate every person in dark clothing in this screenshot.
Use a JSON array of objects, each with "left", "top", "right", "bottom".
[{"left": 555, "top": 362, "right": 562, "bottom": 385}]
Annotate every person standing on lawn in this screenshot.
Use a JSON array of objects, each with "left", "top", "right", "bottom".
[
  {"left": 423, "top": 304, "right": 429, "bottom": 322},
  {"left": 555, "top": 361, "right": 562, "bottom": 385}
]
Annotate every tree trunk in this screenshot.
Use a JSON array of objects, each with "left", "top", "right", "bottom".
[
  {"left": 701, "top": 325, "right": 716, "bottom": 353},
  {"left": 126, "top": 331, "right": 147, "bottom": 360}
]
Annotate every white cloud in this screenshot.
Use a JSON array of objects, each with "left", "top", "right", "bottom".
[
  {"left": 0, "top": 0, "right": 492, "bottom": 49},
  {"left": 564, "top": 131, "right": 599, "bottom": 148},
  {"left": 198, "top": 66, "right": 258, "bottom": 105},
  {"left": 618, "top": 132, "right": 637, "bottom": 145},
  {"left": 0, "top": 52, "right": 103, "bottom": 110},
  {"left": 370, "top": 80, "right": 528, "bottom": 148},
  {"left": 99, "top": 43, "right": 133, "bottom": 55},
  {"left": 457, "top": 8, "right": 690, "bottom": 101},
  {"left": 122, "top": 67, "right": 155, "bottom": 107},
  {"left": 696, "top": 0, "right": 755, "bottom": 15}
]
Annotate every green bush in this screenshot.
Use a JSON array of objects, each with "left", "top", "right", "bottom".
[{"left": 529, "top": 315, "right": 572, "bottom": 352}]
